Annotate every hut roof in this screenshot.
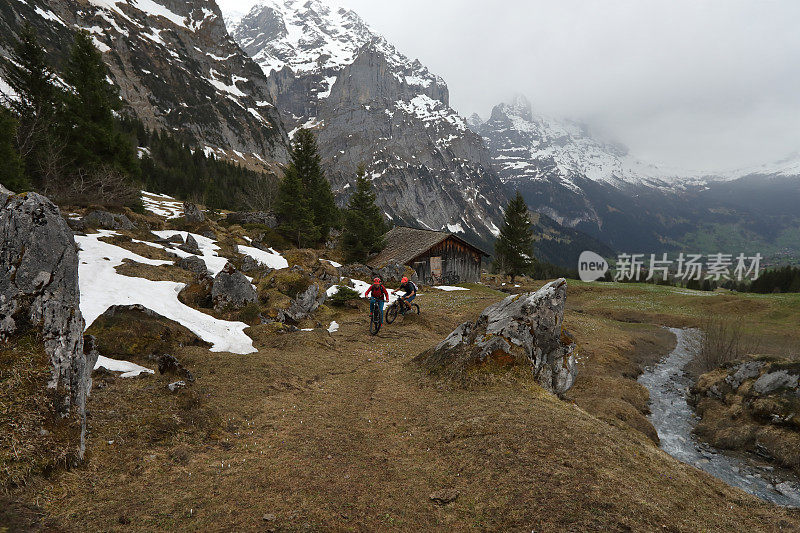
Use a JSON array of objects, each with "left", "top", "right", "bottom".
[{"left": 367, "top": 226, "right": 488, "bottom": 268}]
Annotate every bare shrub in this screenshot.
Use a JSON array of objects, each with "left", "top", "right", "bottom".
[
  {"left": 46, "top": 165, "right": 139, "bottom": 207},
  {"left": 692, "top": 315, "right": 762, "bottom": 372},
  {"left": 238, "top": 174, "right": 279, "bottom": 212}
]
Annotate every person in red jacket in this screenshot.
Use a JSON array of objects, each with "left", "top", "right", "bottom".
[{"left": 365, "top": 277, "right": 389, "bottom": 324}]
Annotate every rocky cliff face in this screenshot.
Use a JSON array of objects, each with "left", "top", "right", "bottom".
[
  {"left": 229, "top": 0, "right": 507, "bottom": 247},
  {"left": 1, "top": 191, "right": 96, "bottom": 460},
  {"left": 0, "top": 0, "right": 289, "bottom": 165},
  {"left": 415, "top": 278, "right": 577, "bottom": 396}
]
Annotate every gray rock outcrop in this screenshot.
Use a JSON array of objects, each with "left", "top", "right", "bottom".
[
  {"left": 280, "top": 283, "right": 326, "bottom": 323},
  {"left": 1, "top": 192, "right": 95, "bottom": 458},
  {"left": 83, "top": 210, "right": 135, "bottom": 230},
  {"left": 225, "top": 211, "right": 277, "bottom": 228},
  {"left": 415, "top": 279, "right": 577, "bottom": 396},
  {"left": 183, "top": 202, "right": 205, "bottom": 223},
  {"left": 177, "top": 255, "right": 209, "bottom": 276},
  {"left": 212, "top": 263, "right": 258, "bottom": 310},
  {"left": 179, "top": 233, "right": 201, "bottom": 255}
]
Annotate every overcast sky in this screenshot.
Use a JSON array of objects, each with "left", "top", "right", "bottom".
[{"left": 219, "top": 0, "right": 800, "bottom": 172}]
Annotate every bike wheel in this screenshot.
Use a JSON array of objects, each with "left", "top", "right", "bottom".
[
  {"left": 411, "top": 304, "right": 420, "bottom": 315},
  {"left": 385, "top": 304, "right": 398, "bottom": 324},
  {"left": 369, "top": 310, "right": 381, "bottom": 335}
]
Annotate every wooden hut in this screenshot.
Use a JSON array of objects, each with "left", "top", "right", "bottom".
[{"left": 367, "top": 226, "right": 489, "bottom": 285}]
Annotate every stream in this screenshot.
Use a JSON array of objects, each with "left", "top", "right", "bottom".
[{"left": 638, "top": 327, "right": 800, "bottom": 507}]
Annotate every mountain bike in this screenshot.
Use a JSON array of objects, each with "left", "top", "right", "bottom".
[
  {"left": 369, "top": 299, "right": 383, "bottom": 336},
  {"left": 385, "top": 298, "right": 420, "bottom": 324}
]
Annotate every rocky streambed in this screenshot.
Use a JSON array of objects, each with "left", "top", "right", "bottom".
[{"left": 638, "top": 328, "right": 800, "bottom": 507}]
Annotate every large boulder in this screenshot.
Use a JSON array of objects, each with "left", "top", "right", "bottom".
[
  {"left": 212, "top": 263, "right": 258, "bottom": 311},
  {"left": 0, "top": 192, "right": 96, "bottom": 460},
  {"left": 280, "top": 283, "right": 326, "bottom": 323},
  {"left": 225, "top": 211, "right": 276, "bottom": 228},
  {"left": 415, "top": 279, "right": 577, "bottom": 396},
  {"left": 83, "top": 210, "right": 134, "bottom": 230},
  {"left": 85, "top": 304, "right": 210, "bottom": 360},
  {"left": 183, "top": 202, "right": 205, "bottom": 223}
]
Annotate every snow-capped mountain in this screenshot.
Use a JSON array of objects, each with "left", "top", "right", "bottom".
[
  {"left": 475, "top": 94, "right": 800, "bottom": 258},
  {"left": 227, "top": 0, "right": 507, "bottom": 245},
  {"left": 0, "top": 0, "right": 289, "bottom": 165}
]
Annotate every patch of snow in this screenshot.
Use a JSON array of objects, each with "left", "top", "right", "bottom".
[
  {"left": 446, "top": 223, "right": 464, "bottom": 233},
  {"left": 237, "top": 245, "right": 289, "bottom": 270},
  {"left": 35, "top": 6, "right": 66, "bottom": 25},
  {"left": 433, "top": 286, "right": 469, "bottom": 291},
  {"left": 327, "top": 321, "right": 339, "bottom": 333},
  {"left": 94, "top": 355, "right": 154, "bottom": 378},
  {"left": 321, "top": 259, "right": 342, "bottom": 268},
  {"left": 152, "top": 230, "right": 230, "bottom": 276},
  {"left": 76, "top": 231, "right": 256, "bottom": 354},
  {"left": 141, "top": 191, "right": 183, "bottom": 218}
]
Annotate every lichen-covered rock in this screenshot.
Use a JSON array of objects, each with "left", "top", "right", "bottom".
[
  {"left": 212, "top": 263, "right": 258, "bottom": 311},
  {"left": 179, "top": 233, "right": 201, "bottom": 255},
  {"left": 183, "top": 202, "right": 205, "bottom": 223},
  {"left": 83, "top": 210, "right": 135, "bottom": 230},
  {"left": 415, "top": 278, "right": 577, "bottom": 396},
  {"left": 0, "top": 192, "right": 92, "bottom": 458},
  {"left": 225, "top": 211, "right": 276, "bottom": 228},
  {"left": 690, "top": 358, "right": 800, "bottom": 473},
  {"left": 279, "top": 283, "right": 326, "bottom": 323},
  {"left": 177, "top": 255, "right": 209, "bottom": 276}
]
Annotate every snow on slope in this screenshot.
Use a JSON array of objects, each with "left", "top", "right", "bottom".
[
  {"left": 76, "top": 231, "right": 256, "bottom": 354},
  {"left": 478, "top": 95, "right": 706, "bottom": 190},
  {"left": 228, "top": 0, "right": 443, "bottom": 95}
]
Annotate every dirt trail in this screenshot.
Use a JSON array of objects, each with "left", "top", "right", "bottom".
[{"left": 8, "top": 286, "right": 800, "bottom": 531}]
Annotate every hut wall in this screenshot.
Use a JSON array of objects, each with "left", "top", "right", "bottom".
[{"left": 410, "top": 237, "right": 482, "bottom": 285}]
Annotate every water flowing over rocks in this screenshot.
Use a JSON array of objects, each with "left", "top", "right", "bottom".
[
  {"left": 0, "top": 192, "right": 94, "bottom": 458},
  {"left": 415, "top": 279, "right": 577, "bottom": 396}
]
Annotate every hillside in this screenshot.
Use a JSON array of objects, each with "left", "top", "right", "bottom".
[
  {"left": 228, "top": 0, "right": 508, "bottom": 249},
  {"left": 0, "top": 0, "right": 289, "bottom": 165}
]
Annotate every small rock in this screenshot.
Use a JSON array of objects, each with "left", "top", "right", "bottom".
[
  {"left": 429, "top": 489, "right": 460, "bottom": 505},
  {"left": 167, "top": 380, "right": 186, "bottom": 392},
  {"left": 84, "top": 210, "right": 134, "bottom": 230},
  {"left": 183, "top": 202, "right": 205, "bottom": 223},
  {"left": 201, "top": 230, "right": 217, "bottom": 240},
  {"left": 179, "top": 233, "right": 201, "bottom": 255},
  {"left": 177, "top": 255, "right": 209, "bottom": 276},
  {"left": 239, "top": 254, "right": 261, "bottom": 273},
  {"left": 158, "top": 354, "right": 195, "bottom": 382},
  {"left": 212, "top": 263, "right": 258, "bottom": 311},
  {"left": 262, "top": 513, "right": 276, "bottom": 522}
]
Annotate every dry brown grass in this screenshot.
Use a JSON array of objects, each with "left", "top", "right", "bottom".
[
  {"left": 114, "top": 260, "right": 196, "bottom": 285},
  {"left": 4, "top": 282, "right": 800, "bottom": 531},
  {"left": 0, "top": 336, "right": 81, "bottom": 491}
]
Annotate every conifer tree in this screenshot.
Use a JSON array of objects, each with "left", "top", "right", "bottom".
[
  {"left": 494, "top": 190, "right": 535, "bottom": 283},
  {"left": 61, "top": 31, "right": 137, "bottom": 176},
  {"left": 290, "top": 129, "right": 339, "bottom": 242},
  {"left": 3, "top": 24, "right": 61, "bottom": 188},
  {"left": 0, "top": 107, "right": 28, "bottom": 191},
  {"left": 275, "top": 165, "right": 319, "bottom": 247},
  {"left": 341, "top": 163, "right": 388, "bottom": 263}
]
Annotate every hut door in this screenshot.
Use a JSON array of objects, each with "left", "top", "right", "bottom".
[{"left": 430, "top": 256, "right": 442, "bottom": 278}]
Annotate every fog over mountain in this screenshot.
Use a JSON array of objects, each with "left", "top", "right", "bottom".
[{"left": 219, "top": 0, "right": 800, "bottom": 173}]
